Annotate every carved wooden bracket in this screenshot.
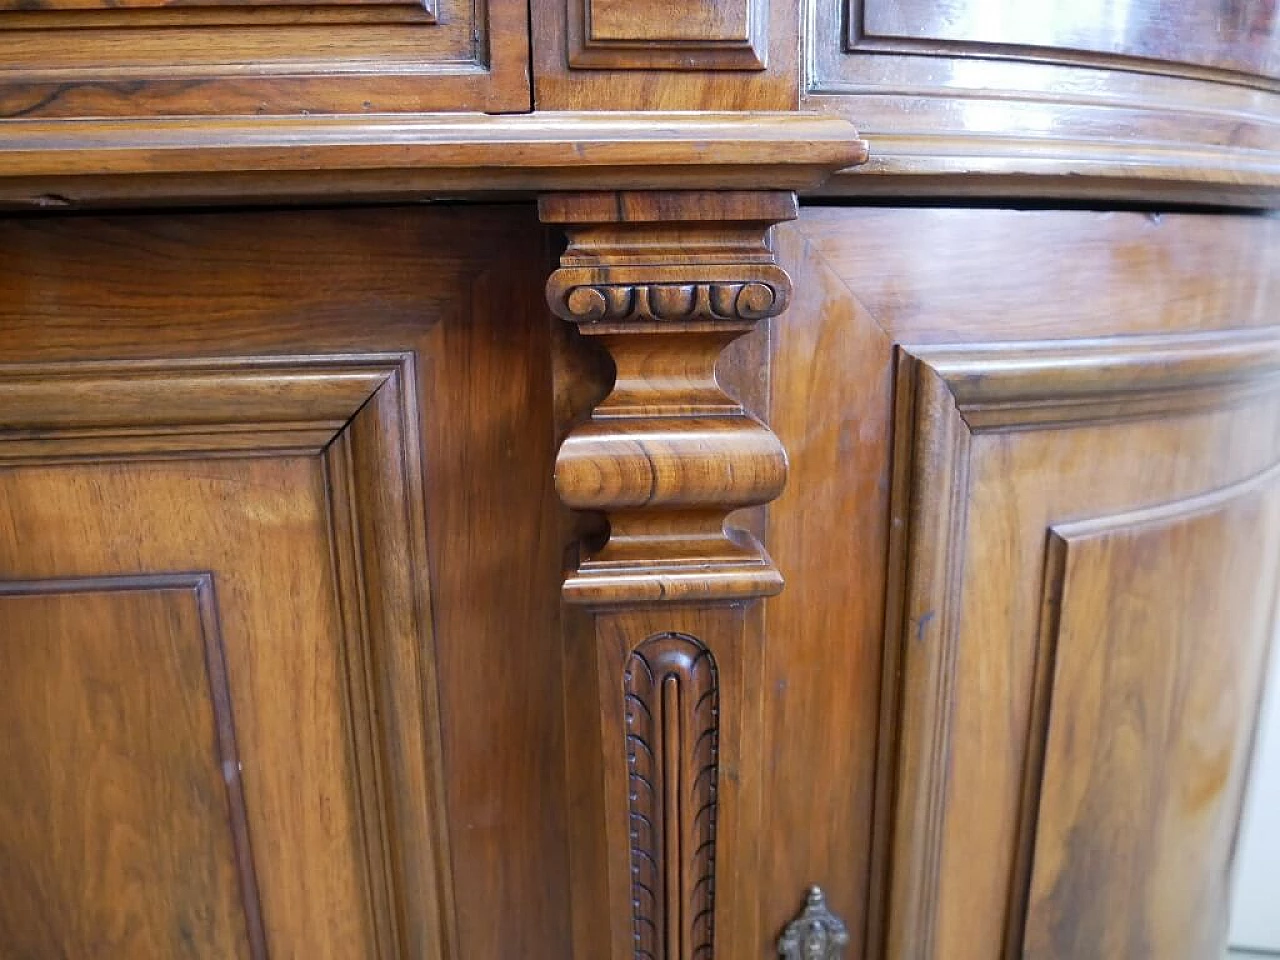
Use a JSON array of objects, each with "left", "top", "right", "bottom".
[
  {"left": 542, "top": 191, "right": 796, "bottom": 960},
  {"left": 542, "top": 190, "right": 796, "bottom": 606}
]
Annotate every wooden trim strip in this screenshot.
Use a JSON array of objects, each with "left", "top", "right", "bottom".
[{"left": 0, "top": 112, "right": 868, "bottom": 189}]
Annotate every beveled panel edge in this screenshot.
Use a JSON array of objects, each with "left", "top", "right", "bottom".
[
  {"left": 906, "top": 326, "right": 1280, "bottom": 431},
  {"left": 871, "top": 352, "right": 973, "bottom": 960},
  {"left": 0, "top": 113, "right": 867, "bottom": 209},
  {"left": 806, "top": 0, "right": 1280, "bottom": 207},
  {"left": 0, "top": 353, "right": 404, "bottom": 462},
  {"left": 1004, "top": 457, "right": 1280, "bottom": 958},
  {"left": 0, "top": 573, "right": 268, "bottom": 960},
  {"left": 321, "top": 357, "right": 457, "bottom": 960}
]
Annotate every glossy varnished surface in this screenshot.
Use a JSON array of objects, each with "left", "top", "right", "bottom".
[
  {"left": 0, "top": 113, "right": 865, "bottom": 209},
  {"left": 1024, "top": 470, "right": 1280, "bottom": 959},
  {"left": 812, "top": 0, "right": 1280, "bottom": 202},
  {"left": 544, "top": 192, "right": 793, "bottom": 960},
  {"left": 854, "top": 0, "right": 1280, "bottom": 80}
]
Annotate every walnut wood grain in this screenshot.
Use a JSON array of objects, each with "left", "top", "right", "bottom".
[
  {"left": 561, "top": 604, "right": 766, "bottom": 960},
  {"left": 0, "top": 576, "right": 264, "bottom": 959},
  {"left": 0, "top": 0, "right": 528, "bottom": 118},
  {"left": 880, "top": 336, "right": 1280, "bottom": 960},
  {"left": 1018, "top": 467, "right": 1280, "bottom": 959},
  {"left": 532, "top": 0, "right": 799, "bottom": 110},
  {"left": 763, "top": 207, "right": 1280, "bottom": 960},
  {"left": 0, "top": 205, "right": 572, "bottom": 958},
  {"left": 0, "top": 351, "right": 451, "bottom": 959},
  {"left": 568, "top": 0, "right": 768, "bottom": 70},
  {"left": 545, "top": 191, "right": 794, "bottom": 960},
  {"left": 544, "top": 190, "right": 796, "bottom": 604}
]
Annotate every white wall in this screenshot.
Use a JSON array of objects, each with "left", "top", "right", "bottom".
[{"left": 1230, "top": 623, "right": 1280, "bottom": 952}]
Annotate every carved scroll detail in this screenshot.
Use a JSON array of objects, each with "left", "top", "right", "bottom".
[
  {"left": 625, "top": 632, "right": 719, "bottom": 960},
  {"left": 555, "top": 277, "right": 790, "bottom": 324},
  {"left": 778, "top": 887, "right": 850, "bottom": 960}
]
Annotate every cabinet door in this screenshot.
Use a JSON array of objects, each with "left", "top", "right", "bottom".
[
  {"left": 0, "top": 206, "right": 570, "bottom": 958},
  {"left": 765, "top": 207, "right": 1280, "bottom": 960},
  {"left": 884, "top": 335, "right": 1280, "bottom": 960}
]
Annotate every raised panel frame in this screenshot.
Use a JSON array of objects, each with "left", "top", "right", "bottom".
[
  {"left": 0, "top": 353, "right": 455, "bottom": 960},
  {"left": 567, "top": 0, "right": 769, "bottom": 70},
  {"left": 873, "top": 326, "right": 1280, "bottom": 960},
  {"left": 1013, "top": 470, "right": 1280, "bottom": 958}
]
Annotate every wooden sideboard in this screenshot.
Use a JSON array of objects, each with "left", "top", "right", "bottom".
[{"left": 0, "top": 2, "right": 1277, "bottom": 959}]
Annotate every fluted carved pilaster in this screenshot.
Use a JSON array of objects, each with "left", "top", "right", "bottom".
[{"left": 542, "top": 190, "right": 795, "bottom": 960}]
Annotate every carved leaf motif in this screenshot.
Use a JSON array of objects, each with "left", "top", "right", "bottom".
[{"left": 624, "top": 632, "right": 719, "bottom": 960}]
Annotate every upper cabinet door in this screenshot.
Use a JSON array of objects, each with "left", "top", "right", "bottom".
[
  {"left": 0, "top": 0, "right": 529, "bottom": 117},
  {"left": 850, "top": 0, "right": 1279, "bottom": 82},
  {"left": 807, "top": 0, "right": 1280, "bottom": 204}
]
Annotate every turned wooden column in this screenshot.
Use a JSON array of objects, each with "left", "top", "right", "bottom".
[{"left": 542, "top": 191, "right": 797, "bottom": 960}]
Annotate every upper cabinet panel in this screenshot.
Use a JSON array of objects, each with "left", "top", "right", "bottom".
[
  {"left": 852, "top": 0, "right": 1279, "bottom": 83},
  {"left": 532, "top": 0, "right": 798, "bottom": 111},
  {"left": 0, "top": 0, "right": 529, "bottom": 117},
  {"left": 569, "top": 0, "right": 768, "bottom": 69},
  {"left": 810, "top": 0, "right": 1280, "bottom": 205}
]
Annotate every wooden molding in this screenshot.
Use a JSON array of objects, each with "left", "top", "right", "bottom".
[
  {"left": 568, "top": 0, "right": 768, "bottom": 70},
  {"left": 1005, "top": 463, "right": 1280, "bottom": 957},
  {"left": 0, "top": 354, "right": 395, "bottom": 462},
  {"left": 543, "top": 190, "right": 796, "bottom": 605},
  {"left": 0, "top": 352, "right": 455, "bottom": 959},
  {"left": 906, "top": 326, "right": 1280, "bottom": 431},
  {"left": 0, "top": 113, "right": 867, "bottom": 208}
]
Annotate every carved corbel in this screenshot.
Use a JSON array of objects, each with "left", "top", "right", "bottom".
[
  {"left": 541, "top": 191, "right": 795, "bottom": 960},
  {"left": 543, "top": 190, "right": 793, "bottom": 605}
]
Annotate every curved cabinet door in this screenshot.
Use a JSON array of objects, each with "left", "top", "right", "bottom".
[
  {"left": 881, "top": 331, "right": 1280, "bottom": 960},
  {"left": 764, "top": 207, "right": 1280, "bottom": 960}
]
